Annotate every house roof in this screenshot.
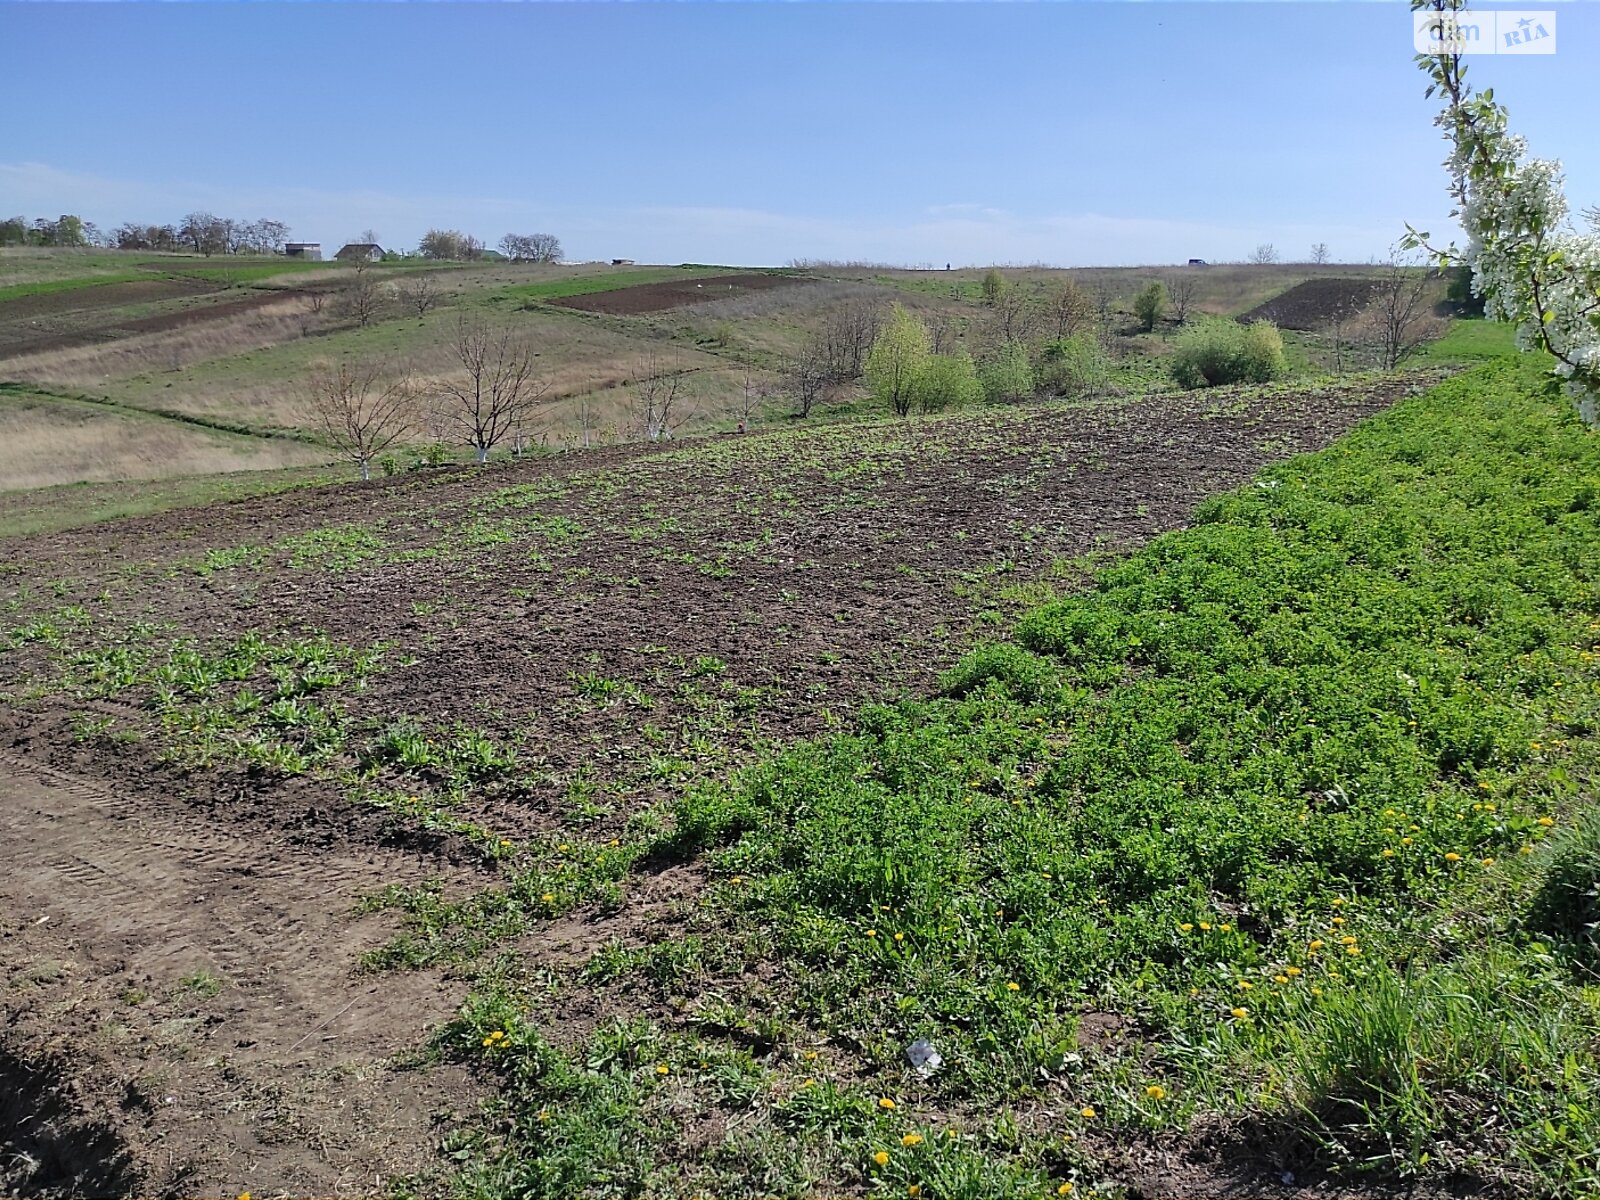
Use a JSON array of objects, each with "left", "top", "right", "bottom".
[{"left": 334, "top": 243, "right": 383, "bottom": 257}]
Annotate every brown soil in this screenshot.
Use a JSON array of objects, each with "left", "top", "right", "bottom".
[
  {"left": 550, "top": 272, "right": 806, "bottom": 315},
  {"left": 0, "top": 287, "right": 321, "bottom": 360},
  {"left": 1238, "top": 278, "right": 1386, "bottom": 331},
  {"left": 0, "top": 373, "right": 1444, "bottom": 1194},
  {"left": 0, "top": 279, "right": 220, "bottom": 324}
]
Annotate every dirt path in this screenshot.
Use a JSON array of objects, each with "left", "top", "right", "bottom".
[{"left": 0, "top": 749, "right": 471, "bottom": 1197}]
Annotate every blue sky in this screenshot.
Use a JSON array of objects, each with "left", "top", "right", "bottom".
[{"left": 1, "top": 2, "right": 1593, "bottom": 266}]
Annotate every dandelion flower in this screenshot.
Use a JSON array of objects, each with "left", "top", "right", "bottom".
[
  {"left": 1179, "top": 923, "right": 1194, "bottom": 933},
  {"left": 879, "top": 1097, "right": 896, "bottom": 1110},
  {"left": 1219, "top": 922, "right": 1232, "bottom": 932},
  {"left": 1330, "top": 916, "right": 1345, "bottom": 926},
  {"left": 1382, "top": 849, "right": 1396, "bottom": 858},
  {"left": 537, "top": 1108, "right": 550, "bottom": 1122},
  {"left": 1538, "top": 816, "right": 1556, "bottom": 827},
  {"left": 1198, "top": 921, "right": 1212, "bottom": 931},
  {"left": 1308, "top": 940, "right": 1325, "bottom": 952},
  {"left": 1340, "top": 936, "right": 1357, "bottom": 946},
  {"left": 1079, "top": 1106, "right": 1096, "bottom": 1119},
  {"left": 1346, "top": 946, "right": 1361, "bottom": 956},
  {"left": 656, "top": 1064, "right": 670, "bottom": 1075},
  {"left": 1444, "top": 852, "right": 1462, "bottom": 863},
  {"left": 1238, "top": 980, "right": 1253, "bottom": 990},
  {"left": 801, "top": 1077, "right": 815, "bottom": 1088},
  {"left": 873, "top": 1151, "right": 890, "bottom": 1168},
  {"left": 1007, "top": 981, "right": 1021, "bottom": 992},
  {"left": 1286, "top": 966, "right": 1302, "bottom": 977},
  {"left": 901, "top": 1133, "right": 924, "bottom": 1147},
  {"left": 1230, "top": 1007, "right": 1249, "bottom": 1019},
  {"left": 541, "top": 892, "right": 555, "bottom": 903},
  {"left": 1274, "top": 974, "right": 1289, "bottom": 985},
  {"left": 1482, "top": 857, "right": 1495, "bottom": 866},
  {"left": 1058, "top": 1184, "right": 1075, "bottom": 1196},
  {"left": 557, "top": 843, "right": 569, "bottom": 852},
  {"left": 1402, "top": 837, "right": 1414, "bottom": 846},
  {"left": 894, "top": 932, "right": 904, "bottom": 942},
  {"left": 866, "top": 929, "right": 877, "bottom": 938},
  {"left": 1145, "top": 1085, "right": 1166, "bottom": 1100},
  {"left": 909, "top": 1188, "right": 922, "bottom": 1198}
]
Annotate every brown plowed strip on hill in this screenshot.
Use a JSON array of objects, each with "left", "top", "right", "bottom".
[
  {"left": 1237, "top": 276, "right": 1386, "bottom": 330},
  {"left": 551, "top": 272, "right": 805, "bottom": 314},
  {"left": 0, "top": 288, "right": 316, "bottom": 359}
]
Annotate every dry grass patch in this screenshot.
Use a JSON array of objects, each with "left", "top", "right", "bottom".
[{"left": 0, "top": 391, "right": 329, "bottom": 492}]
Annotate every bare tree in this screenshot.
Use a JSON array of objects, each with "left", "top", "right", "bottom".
[
  {"left": 1048, "top": 277, "right": 1095, "bottom": 340},
  {"left": 303, "top": 360, "right": 420, "bottom": 480},
  {"left": 1310, "top": 242, "right": 1331, "bottom": 265},
  {"left": 1315, "top": 299, "right": 1364, "bottom": 374},
  {"left": 732, "top": 366, "right": 768, "bottom": 431},
  {"left": 1248, "top": 243, "right": 1280, "bottom": 265},
  {"left": 990, "top": 284, "right": 1040, "bottom": 344},
  {"left": 630, "top": 352, "right": 694, "bottom": 442},
  {"left": 357, "top": 228, "right": 381, "bottom": 246},
  {"left": 499, "top": 233, "right": 563, "bottom": 263},
  {"left": 398, "top": 273, "right": 440, "bottom": 318},
  {"left": 1359, "top": 260, "right": 1444, "bottom": 370},
  {"left": 1163, "top": 273, "right": 1200, "bottom": 325},
  {"left": 299, "top": 288, "right": 329, "bottom": 337},
  {"left": 438, "top": 316, "right": 549, "bottom": 463},
  {"left": 784, "top": 341, "right": 831, "bottom": 419},
  {"left": 341, "top": 260, "right": 385, "bottom": 328},
  {"left": 818, "top": 298, "right": 883, "bottom": 382}
]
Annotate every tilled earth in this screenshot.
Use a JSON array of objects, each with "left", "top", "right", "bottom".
[{"left": 0, "top": 374, "right": 1439, "bottom": 1196}]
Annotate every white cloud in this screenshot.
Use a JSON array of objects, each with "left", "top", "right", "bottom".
[{"left": 1, "top": 160, "right": 1456, "bottom": 267}]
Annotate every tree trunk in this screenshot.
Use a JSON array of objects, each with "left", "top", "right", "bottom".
[
  {"left": 476, "top": 445, "right": 489, "bottom": 465},
  {"left": 359, "top": 459, "right": 370, "bottom": 482}
]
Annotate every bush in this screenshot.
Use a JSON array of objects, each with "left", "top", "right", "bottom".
[
  {"left": 1133, "top": 280, "right": 1166, "bottom": 332},
  {"left": 1036, "top": 335, "right": 1109, "bottom": 399},
  {"left": 1526, "top": 806, "right": 1600, "bottom": 967},
  {"left": 1171, "top": 320, "right": 1288, "bottom": 389},
  {"left": 979, "top": 341, "right": 1034, "bottom": 404},
  {"left": 913, "top": 352, "right": 982, "bottom": 413},
  {"left": 939, "top": 644, "right": 1060, "bottom": 703}
]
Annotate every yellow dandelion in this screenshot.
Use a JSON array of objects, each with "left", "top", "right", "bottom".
[
  {"left": 1230, "top": 1007, "right": 1250, "bottom": 1019},
  {"left": 1309, "top": 939, "right": 1325, "bottom": 952},
  {"left": 1382, "top": 849, "right": 1396, "bottom": 858},
  {"left": 1331, "top": 897, "right": 1344, "bottom": 907},
  {"left": 1238, "top": 980, "right": 1253, "bottom": 990},
  {"left": 801, "top": 1077, "right": 815, "bottom": 1088},
  {"left": 894, "top": 932, "right": 904, "bottom": 942},
  {"left": 909, "top": 1188, "right": 922, "bottom": 1198},
  {"left": 1145, "top": 1085, "right": 1167, "bottom": 1100},
  {"left": 901, "top": 1133, "right": 924, "bottom": 1147},
  {"left": 1482, "top": 857, "right": 1495, "bottom": 866},
  {"left": 1179, "top": 923, "right": 1194, "bottom": 933},
  {"left": 1330, "top": 916, "right": 1345, "bottom": 926},
  {"left": 1538, "top": 816, "right": 1556, "bottom": 827},
  {"left": 1007, "top": 981, "right": 1021, "bottom": 991},
  {"left": 1311, "top": 986, "right": 1324, "bottom": 997},
  {"left": 873, "top": 1151, "right": 890, "bottom": 1168},
  {"left": 537, "top": 1108, "right": 550, "bottom": 1122},
  {"left": 1274, "top": 974, "right": 1289, "bottom": 985},
  {"left": 1058, "top": 1184, "right": 1075, "bottom": 1196},
  {"left": 1402, "top": 837, "right": 1414, "bottom": 846},
  {"left": 879, "top": 1097, "right": 896, "bottom": 1110},
  {"left": 1340, "top": 936, "right": 1357, "bottom": 945},
  {"left": 656, "top": 1064, "right": 670, "bottom": 1075},
  {"left": 499, "top": 839, "right": 512, "bottom": 848},
  {"left": 866, "top": 929, "right": 877, "bottom": 938},
  {"left": 557, "top": 843, "right": 569, "bottom": 852},
  {"left": 1346, "top": 946, "right": 1361, "bottom": 956},
  {"left": 1079, "top": 1105, "right": 1097, "bottom": 1119},
  {"left": 1286, "top": 966, "right": 1302, "bottom": 977},
  {"left": 541, "top": 892, "right": 555, "bottom": 903},
  {"left": 1444, "top": 852, "right": 1462, "bottom": 862}
]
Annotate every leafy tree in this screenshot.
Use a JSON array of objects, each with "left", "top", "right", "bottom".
[
  {"left": 914, "top": 352, "right": 983, "bottom": 413},
  {"left": 1132, "top": 280, "right": 1167, "bottom": 332},
  {"left": 980, "top": 341, "right": 1034, "bottom": 404},
  {"left": 1408, "top": 0, "right": 1599, "bottom": 424},
  {"left": 865, "top": 304, "right": 930, "bottom": 417},
  {"left": 499, "top": 233, "right": 562, "bottom": 263},
  {"left": 981, "top": 268, "right": 1006, "bottom": 306}
]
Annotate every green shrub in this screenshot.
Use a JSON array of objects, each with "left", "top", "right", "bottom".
[
  {"left": 1036, "top": 335, "right": 1109, "bottom": 399},
  {"left": 1526, "top": 807, "right": 1600, "bottom": 966},
  {"left": 1171, "top": 320, "right": 1288, "bottom": 389},
  {"left": 1133, "top": 280, "right": 1167, "bottom": 332},
  {"left": 913, "top": 351, "right": 983, "bottom": 413},
  {"left": 939, "top": 643, "right": 1060, "bottom": 703},
  {"left": 979, "top": 341, "right": 1034, "bottom": 404}
]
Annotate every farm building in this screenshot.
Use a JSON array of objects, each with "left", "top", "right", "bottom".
[
  {"left": 284, "top": 242, "right": 322, "bottom": 261},
  {"left": 335, "top": 243, "right": 384, "bottom": 263}
]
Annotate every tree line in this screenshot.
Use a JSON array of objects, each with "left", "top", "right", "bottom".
[{"left": 0, "top": 211, "right": 562, "bottom": 264}]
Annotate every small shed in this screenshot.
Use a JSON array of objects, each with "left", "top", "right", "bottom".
[
  {"left": 285, "top": 242, "right": 322, "bottom": 261},
  {"left": 335, "top": 243, "right": 385, "bottom": 263}
]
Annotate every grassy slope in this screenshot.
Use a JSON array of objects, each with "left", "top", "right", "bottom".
[{"left": 418, "top": 355, "right": 1600, "bottom": 1198}]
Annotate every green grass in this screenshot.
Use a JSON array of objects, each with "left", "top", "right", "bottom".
[
  {"left": 0, "top": 273, "right": 151, "bottom": 303},
  {"left": 421, "top": 356, "right": 1600, "bottom": 1198},
  {"left": 0, "top": 464, "right": 340, "bottom": 538},
  {"left": 1412, "top": 316, "right": 1519, "bottom": 364}
]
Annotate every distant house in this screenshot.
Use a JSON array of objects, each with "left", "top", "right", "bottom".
[
  {"left": 611, "top": 258, "right": 635, "bottom": 266},
  {"left": 335, "top": 243, "right": 385, "bottom": 263},
  {"left": 285, "top": 242, "right": 322, "bottom": 261}
]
